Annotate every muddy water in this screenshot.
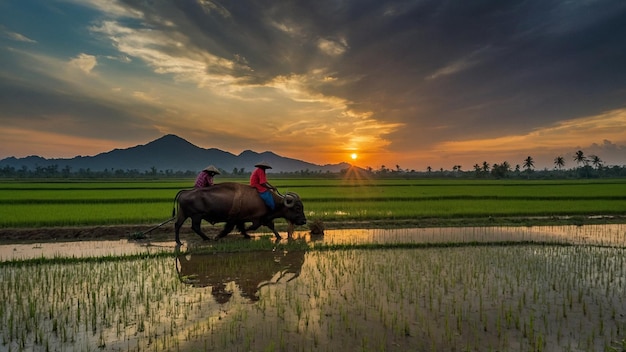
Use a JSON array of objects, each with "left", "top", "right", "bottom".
[
  {"left": 0, "top": 239, "right": 178, "bottom": 261},
  {"left": 1, "top": 224, "right": 624, "bottom": 260}
]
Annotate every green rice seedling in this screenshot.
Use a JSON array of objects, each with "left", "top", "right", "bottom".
[
  {"left": 1, "top": 225, "right": 625, "bottom": 351},
  {"left": 184, "top": 243, "right": 626, "bottom": 352},
  {"left": 2, "top": 178, "right": 626, "bottom": 228},
  {"left": 0, "top": 254, "right": 228, "bottom": 351}
]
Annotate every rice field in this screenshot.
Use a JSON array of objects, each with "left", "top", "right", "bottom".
[
  {"left": 0, "top": 178, "right": 625, "bottom": 227},
  {"left": 1, "top": 178, "right": 625, "bottom": 351},
  {"left": 1, "top": 227, "right": 625, "bottom": 351}
]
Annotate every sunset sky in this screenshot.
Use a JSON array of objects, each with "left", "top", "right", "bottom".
[{"left": 1, "top": 0, "right": 626, "bottom": 171}]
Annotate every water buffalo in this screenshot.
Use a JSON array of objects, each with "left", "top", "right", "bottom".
[{"left": 173, "top": 182, "right": 306, "bottom": 244}]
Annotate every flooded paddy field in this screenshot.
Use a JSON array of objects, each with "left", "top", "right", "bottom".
[{"left": 1, "top": 225, "right": 625, "bottom": 351}]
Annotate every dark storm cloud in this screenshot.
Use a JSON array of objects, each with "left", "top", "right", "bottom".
[
  {"left": 119, "top": 0, "right": 626, "bottom": 148},
  {"left": 327, "top": 0, "right": 626, "bottom": 146},
  {"left": 119, "top": 0, "right": 319, "bottom": 82}
]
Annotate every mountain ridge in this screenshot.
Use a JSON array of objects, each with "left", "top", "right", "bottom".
[{"left": 0, "top": 134, "right": 351, "bottom": 173}]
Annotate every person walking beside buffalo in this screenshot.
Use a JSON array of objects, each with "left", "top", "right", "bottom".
[
  {"left": 250, "top": 161, "right": 277, "bottom": 210},
  {"left": 194, "top": 165, "right": 220, "bottom": 188}
]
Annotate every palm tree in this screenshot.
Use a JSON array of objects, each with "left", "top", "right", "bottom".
[
  {"left": 589, "top": 155, "right": 602, "bottom": 169},
  {"left": 491, "top": 163, "right": 500, "bottom": 178},
  {"left": 482, "top": 161, "right": 490, "bottom": 173},
  {"left": 554, "top": 156, "right": 565, "bottom": 170},
  {"left": 574, "top": 150, "right": 587, "bottom": 167},
  {"left": 490, "top": 162, "right": 511, "bottom": 179},
  {"left": 523, "top": 156, "right": 534, "bottom": 171},
  {"left": 427, "top": 166, "right": 432, "bottom": 173}
]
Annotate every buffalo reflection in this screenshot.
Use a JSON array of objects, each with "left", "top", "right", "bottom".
[{"left": 175, "top": 249, "right": 305, "bottom": 304}]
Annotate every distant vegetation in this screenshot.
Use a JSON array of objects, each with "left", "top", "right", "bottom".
[
  {"left": 368, "top": 150, "right": 625, "bottom": 179},
  {"left": 2, "top": 156, "right": 625, "bottom": 180},
  {"left": 1, "top": 163, "right": 625, "bottom": 179}
]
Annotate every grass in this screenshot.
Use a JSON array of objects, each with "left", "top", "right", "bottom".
[{"left": 0, "top": 178, "right": 625, "bottom": 228}]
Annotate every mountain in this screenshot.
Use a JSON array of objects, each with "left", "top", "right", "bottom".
[{"left": 0, "top": 134, "right": 351, "bottom": 173}]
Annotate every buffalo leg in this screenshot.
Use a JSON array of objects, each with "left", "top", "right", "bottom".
[
  {"left": 245, "top": 221, "right": 261, "bottom": 232},
  {"left": 236, "top": 222, "right": 251, "bottom": 239},
  {"left": 247, "top": 220, "right": 281, "bottom": 239},
  {"left": 175, "top": 221, "right": 183, "bottom": 245},
  {"left": 264, "top": 220, "right": 282, "bottom": 239},
  {"left": 174, "top": 213, "right": 187, "bottom": 245},
  {"left": 191, "top": 216, "right": 211, "bottom": 241},
  {"left": 216, "top": 221, "right": 236, "bottom": 239}
]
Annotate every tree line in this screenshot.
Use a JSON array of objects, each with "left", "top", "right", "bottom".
[
  {"left": 0, "top": 165, "right": 336, "bottom": 179},
  {"left": 1, "top": 150, "right": 624, "bottom": 179},
  {"left": 365, "top": 150, "right": 626, "bottom": 179}
]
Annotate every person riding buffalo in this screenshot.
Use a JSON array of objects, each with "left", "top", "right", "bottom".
[
  {"left": 250, "top": 161, "right": 277, "bottom": 210},
  {"left": 195, "top": 165, "right": 220, "bottom": 188}
]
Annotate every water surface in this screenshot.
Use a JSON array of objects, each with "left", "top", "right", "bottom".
[
  {"left": 1, "top": 224, "right": 625, "bottom": 351},
  {"left": 1, "top": 224, "right": 623, "bottom": 260}
]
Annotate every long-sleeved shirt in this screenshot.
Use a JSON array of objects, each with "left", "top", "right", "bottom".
[
  {"left": 250, "top": 167, "right": 269, "bottom": 192},
  {"left": 194, "top": 171, "right": 214, "bottom": 188}
]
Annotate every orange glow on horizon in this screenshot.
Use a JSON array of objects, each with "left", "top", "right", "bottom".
[{"left": 0, "top": 128, "right": 124, "bottom": 159}]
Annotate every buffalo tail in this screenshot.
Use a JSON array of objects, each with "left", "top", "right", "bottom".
[{"left": 172, "top": 189, "right": 188, "bottom": 218}]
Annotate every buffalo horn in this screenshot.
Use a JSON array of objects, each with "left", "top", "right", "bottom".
[{"left": 283, "top": 193, "right": 296, "bottom": 208}]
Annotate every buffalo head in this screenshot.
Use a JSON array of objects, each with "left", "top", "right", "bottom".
[{"left": 281, "top": 192, "right": 306, "bottom": 226}]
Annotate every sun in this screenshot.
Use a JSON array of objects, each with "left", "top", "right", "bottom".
[{"left": 350, "top": 153, "right": 358, "bottom": 160}]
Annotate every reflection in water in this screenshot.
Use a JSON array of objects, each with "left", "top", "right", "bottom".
[
  {"left": 0, "top": 239, "right": 178, "bottom": 261},
  {"left": 311, "top": 224, "right": 626, "bottom": 247},
  {"left": 0, "top": 224, "right": 624, "bottom": 261},
  {"left": 175, "top": 247, "right": 305, "bottom": 304}
]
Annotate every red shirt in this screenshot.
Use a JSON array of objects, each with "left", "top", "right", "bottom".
[
  {"left": 194, "top": 172, "right": 214, "bottom": 188},
  {"left": 250, "top": 167, "right": 268, "bottom": 192}
]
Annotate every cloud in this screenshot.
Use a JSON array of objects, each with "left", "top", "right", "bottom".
[
  {"left": 0, "top": 47, "right": 162, "bottom": 144},
  {"left": 431, "top": 108, "right": 626, "bottom": 167},
  {"left": 197, "top": 0, "right": 232, "bottom": 18},
  {"left": 2, "top": 0, "right": 626, "bottom": 169},
  {"left": 69, "top": 53, "right": 97, "bottom": 74},
  {"left": 132, "top": 91, "right": 158, "bottom": 103},
  {"left": 590, "top": 140, "right": 624, "bottom": 152},
  {"left": 89, "top": 20, "right": 241, "bottom": 87},
  {"left": 80, "top": 4, "right": 402, "bottom": 161},
  {"left": 64, "top": 0, "right": 142, "bottom": 19},
  {"left": 104, "top": 55, "right": 131, "bottom": 63},
  {"left": 585, "top": 140, "right": 626, "bottom": 166},
  {"left": 427, "top": 46, "right": 492, "bottom": 80},
  {"left": 437, "top": 109, "right": 626, "bottom": 151},
  {"left": 2, "top": 29, "right": 37, "bottom": 43},
  {"left": 317, "top": 38, "right": 348, "bottom": 56},
  {"left": 0, "top": 127, "right": 135, "bottom": 158}
]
